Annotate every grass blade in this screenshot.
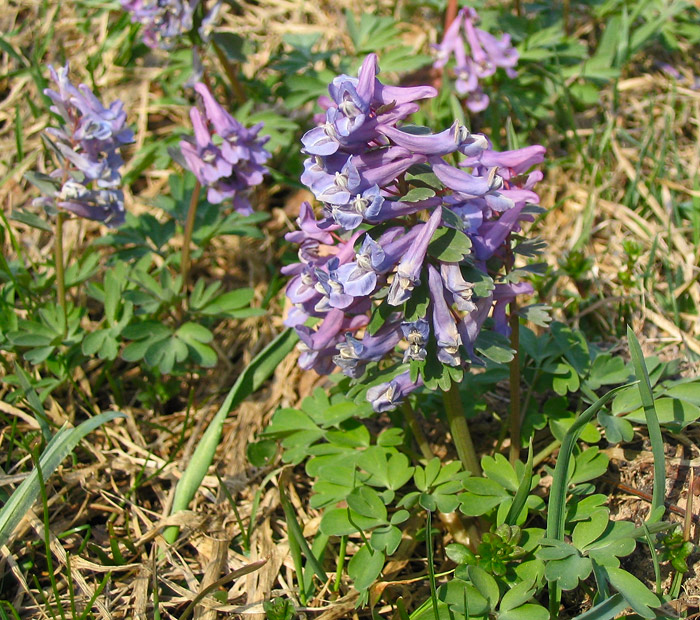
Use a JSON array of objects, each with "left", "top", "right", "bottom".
[
  {"left": 627, "top": 326, "right": 665, "bottom": 522},
  {"left": 0, "top": 410, "right": 124, "bottom": 549},
  {"left": 505, "top": 439, "right": 534, "bottom": 526},
  {"left": 278, "top": 469, "right": 327, "bottom": 587},
  {"left": 545, "top": 383, "right": 630, "bottom": 618},
  {"left": 546, "top": 383, "right": 631, "bottom": 541},
  {"left": 570, "top": 593, "right": 627, "bottom": 620},
  {"left": 164, "top": 327, "right": 298, "bottom": 543}
]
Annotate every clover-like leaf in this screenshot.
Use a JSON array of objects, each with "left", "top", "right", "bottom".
[
  {"left": 606, "top": 567, "right": 660, "bottom": 618},
  {"left": 347, "top": 544, "right": 385, "bottom": 591}
]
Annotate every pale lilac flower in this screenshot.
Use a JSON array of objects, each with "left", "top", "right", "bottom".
[
  {"left": 440, "top": 263, "right": 476, "bottom": 313},
  {"left": 458, "top": 296, "right": 494, "bottom": 359},
  {"left": 34, "top": 64, "right": 132, "bottom": 227}
]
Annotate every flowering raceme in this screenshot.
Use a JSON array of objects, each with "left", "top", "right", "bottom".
[
  {"left": 33, "top": 64, "right": 133, "bottom": 227},
  {"left": 285, "top": 53, "right": 545, "bottom": 413},
  {"left": 180, "top": 83, "right": 271, "bottom": 214},
  {"left": 434, "top": 7, "right": 518, "bottom": 112},
  {"left": 121, "top": 0, "right": 198, "bottom": 49}
]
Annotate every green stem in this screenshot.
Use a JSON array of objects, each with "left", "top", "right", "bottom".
[
  {"left": 55, "top": 212, "right": 67, "bottom": 338},
  {"left": 401, "top": 402, "right": 434, "bottom": 460},
  {"left": 212, "top": 41, "right": 246, "bottom": 104},
  {"left": 533, "top": 439, "right": 560, "bottom": 468},
  {"left": 509, "top": 308, "right": 521, "bottom": 466},
  {"left": 35, "top": 448, "right": 67, "bottom": 620},
  {"left": 181, "top": 180, "right": 201, "bottom": 293},
  {"left": 426, "top": 511, "right": 439, "bottom": 620},
  {"left": 443, "top": 382, "right": 481, "bottom": 476},
  {"left": 333, "top": 535, "right": 347, "bottom": 593}
]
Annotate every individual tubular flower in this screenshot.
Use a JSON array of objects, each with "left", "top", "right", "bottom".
[
  {"left": 387, "top": 206, "right": 443, "bottom": 306},
  {"left": 285, "top": 53, "right": 545, "bottom": 412},
  {"left": 180, "top": 83, "right": 270, "bottom": 214},
  {"left": 428, "top": 265, "right": 462, "bottom": 366},
  {"left": 33, "top": 64, "right": 133, "bottom": 227},
  {"left": 401, "top": 319, "right": 430, "bottom": 362},
  {"left": 433, "top": 6, "right": 519, "bottom": 112},
  {"left": 334, "top": 323, "right": 402, "bottom": 379},
  {"left": 367, "top": 371, "right": 424, "bottom": 413}
]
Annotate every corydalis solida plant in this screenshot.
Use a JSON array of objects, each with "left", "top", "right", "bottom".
[
  {"left": 180, "top": 83, "right": 271, "bottom": 215},
  {"left": 33, "top": 64, "right": 133, "bottom": 226},
  {"left": 434, "top": 7, "right": 518, "bottom": 112},
  {"left": 284, "top": 53, "right": 545, "bottom": 413},
  {"left": 121, "top": 0, "right": 201, "bottom": 49}
]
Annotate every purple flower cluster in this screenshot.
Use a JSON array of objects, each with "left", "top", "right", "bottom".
[
  {"left": 180, "top": 83, "right": 271, "bottom": 214},
  {"left": 34, "top": 64, "right": 133, "bottom": 227},
  {"left": 434, "top": 7, "right": 518, "bottom": 112},
  {"left": 121, "top": 0, "right": 199, "bottom": 49},
  {"left": 284, "top": 54, "right": 545, "bottom": 413}
]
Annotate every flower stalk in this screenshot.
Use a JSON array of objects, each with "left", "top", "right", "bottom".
[
  {"left": 443, "top": 382, "right": 481, "bottom": 476},
  {"left": 55, "top": 212, "right": 67, "bottom": 337},
  {"left": 212, "top": 40, "right": 246, "bottom": 104},
  {"left": 509, "top": 300, "right": 521, "bottom": 466},
  {"left": 401, "top": 402, "right": 434, "bottom": 461},
  {"left": 180, "top": 179, "right": 201, "bottom": 292}
]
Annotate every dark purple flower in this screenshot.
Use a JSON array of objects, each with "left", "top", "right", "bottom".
[
  {"left": 121, "top": 0, "right": 199, "bottom": 49},
  {"left": 433, "top": 7, "right": 519, "bottom": 112},
  {"left": 180, "top": 83, "right": 270, "bottom": 213}
]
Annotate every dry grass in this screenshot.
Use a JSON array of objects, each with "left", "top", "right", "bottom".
[{"left": 0, "top": 0, "right": 699, "bottom": 618}]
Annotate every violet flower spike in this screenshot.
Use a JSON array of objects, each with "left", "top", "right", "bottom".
[
  {"left": 37, "top": 64, "right": 132, "bottom": 227},
  {"left": 121, "top": 0, "right": 198, "bottom": 49},
  {"left": 180, "top": 83, "right": 270, "bottom": 212}
]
